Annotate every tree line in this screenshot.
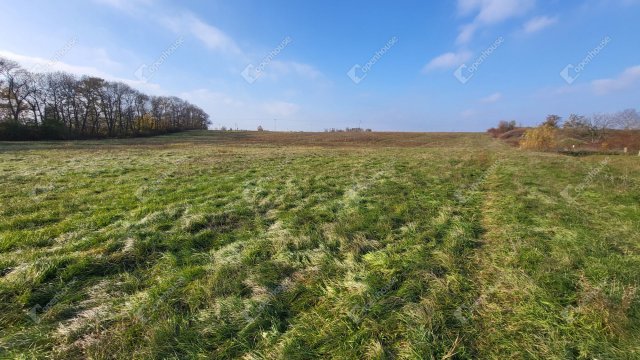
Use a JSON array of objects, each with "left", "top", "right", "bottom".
[
  {"left": 560, "top": 110, "right": 640, "bottom": 142},
  {"left": 489, "top": 109, "right": 640, "bottom": 140},
  {"left": 0, "top": 57, "right": 210, "bottom": 140},
  {"left": 487, "top": 110, "right": 640, "bottom": 151}
]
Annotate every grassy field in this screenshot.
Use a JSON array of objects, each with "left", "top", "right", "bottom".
[{"left": 0, "top": 131, "right": 638, "bottom": 359}]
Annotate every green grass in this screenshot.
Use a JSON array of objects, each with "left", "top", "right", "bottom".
[{"left": 0, "top": 131, "right": 638, "bottom": 359}]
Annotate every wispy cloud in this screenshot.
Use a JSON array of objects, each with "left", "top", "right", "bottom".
[
  {"left": 0, "top": 49, "right": 163, "bottom": 94},
  {"left": 423, "top": 51, "right": 472, "bottom": 71},
  {"left": 95, "top": 0, "right": 325, "bottom": 83},
  {"left": 269, "top": 61, "right": 322, "bottom": 80},
  {"left": 522, "top": 15, "right": 558, "bottom": 34},
  {"left": 181, "top": 88, "right": 245, "bottom": 108},
  {"left": 93, "top": 0, "right": 154, "bottom": 15},
  {"left": 91, "top": 47, "right": 123, "bottom": 70},
  {"left": 179, "top": 89, "right": 301, "bottom": 127},
  {"left": 181, "top": 14, "right": 243, "bottom": 56},
  {"left": 480, "top": 92, "right": 502, "bottom": 103},
  {"left": 457, "top": 24, "right": 479, "bottom": 44},
  {"left": 592, "top": 65, "right": 640, "bottom": 94},
  {"left": 456, "top": 0, "right": 535, "bottom": 44},
  {"left": 96, "top": 0, "right": 244, "bottom": 57},
  {"left": 0, "top": 50, "right": 106, "bottom": 77},
  {"left": 461, "top": 108, "right": 477, "bottom": 118},
  {"left": 263, "top": 101, "right": 300, "bottom": 117}
]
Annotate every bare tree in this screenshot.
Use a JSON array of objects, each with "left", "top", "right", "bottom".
[
  {"left": 0, "top": 59, "right": 35, "bottom": 123},
  {"left": 24, "top": 73, "right": 48, "bottom": 126},
  {"left": 563, "top": 114, "right": 586, "bottom": 129},
  {"left": 0, "top": 56, "right": 210, "bottom": 139},
  {"left": 589, "top": 113, "right": 616, "bottom": 140},
  {"left": 615, "top": 109, "right": 640, "bottom": 130}
]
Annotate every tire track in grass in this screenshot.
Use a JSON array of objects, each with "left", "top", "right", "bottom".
[
  {"left": 471, "top": 152, "right": 640, "bottom": 359},
  {"left": 253, "top": 152, "right": 499, "bottom": 359},
  {"left": 405, "top": 155, "right": 500, "bottom": 358}
]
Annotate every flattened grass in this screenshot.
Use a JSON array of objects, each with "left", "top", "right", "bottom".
[{"left": 0, "top": 131, "right": 638, "bottom": 359}]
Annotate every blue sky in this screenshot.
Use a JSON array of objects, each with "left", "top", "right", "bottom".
[{"left": 1, "top": 0, "right": 639, "bottom": 131}]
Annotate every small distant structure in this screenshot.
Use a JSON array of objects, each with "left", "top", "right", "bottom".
[
  {"left": 257, "top": 125, "right": 264, "bottom": 132},
  {"left": 324, "top": 127, "right": 372, "bottom": 133}
]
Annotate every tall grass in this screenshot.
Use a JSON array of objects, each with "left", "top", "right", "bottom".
[{"left": 0, "top": 131, "right": 638, "bottom": 359}]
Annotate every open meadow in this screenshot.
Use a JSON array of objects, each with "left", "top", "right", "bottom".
[{"left": 0, "top": 131, "right": 639, "bottom": 359}]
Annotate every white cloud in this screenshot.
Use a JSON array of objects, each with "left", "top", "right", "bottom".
[
  {"left": 456, "top": 24, "right": 479, "bottom": 44},
  {"left": 480, "top": 92, "right": 502, "bottom": 103},
  {"left": 155, "top": 12, "right": 244, "bottom": 57},
  {"left": 263, "top": 101, "right": 300, "bottom": 117},
  {"left": 458, "top": 0, "right": 483, "bottom": 16},
  {"left": 240, "top": 60, "right": 325, "bottom": 84},
  {"left": 592, "top": 65, "right": 640, "bottom": 94},
  {"left": 474, "top": 0, "right": 535, "bottom": 24},
  {"left": 181, "top": 88, "right": 244, "bottom": 108},
  {"left": 0, "top": 50, "right": 163, "bottom": 95},
  {"left": 94, "top": 0, "right": 326, "bottom": 87},
  {"left": 522, "top": 15, "right": 557, "bottom": 34},
  {"left": 93, "top": 0, "right": 154, "bottom": 15},
  {"left": 185, "top": 14, "right": 243, "bottom": 55},
  {"left": 96, "top": 0, "right": 244, "bottom": 57},
  {"left": 423, "top": 51, "right": 472, "bottom": 71},
  {"left": 91, "top": 47, "right": 123, "bottom": 70},
  {"left": 461, "top": 108, "right": 477, "bottom": 118},
  {"left": 179, "top": 89, "right": 301, "bottom": 128},
  {"left": 268, "top": 61, "right": 322, "bottom": 80},
  {"left": 582, "top": 0, "right": 640, "bottom": 8},
  {"left": 456, "top": 0, "right": 535, "bottom": 44},
  {"left": 0, "top": 49, "right": 111, "bottom": 78}
]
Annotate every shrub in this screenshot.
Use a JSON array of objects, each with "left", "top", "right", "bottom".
[
  {"left": 519, "top": 126, "right": 557, "bottom": 150},
  {"left": 487, "top": 120, "right": 516, "bottom": 137},
  {"left": 542, "top": 115, "right": 561, "bottom": 128}
]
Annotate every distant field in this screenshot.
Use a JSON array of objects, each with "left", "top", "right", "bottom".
[{"left": 0, "top": 131, "right": 638, "bottom": 359}]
